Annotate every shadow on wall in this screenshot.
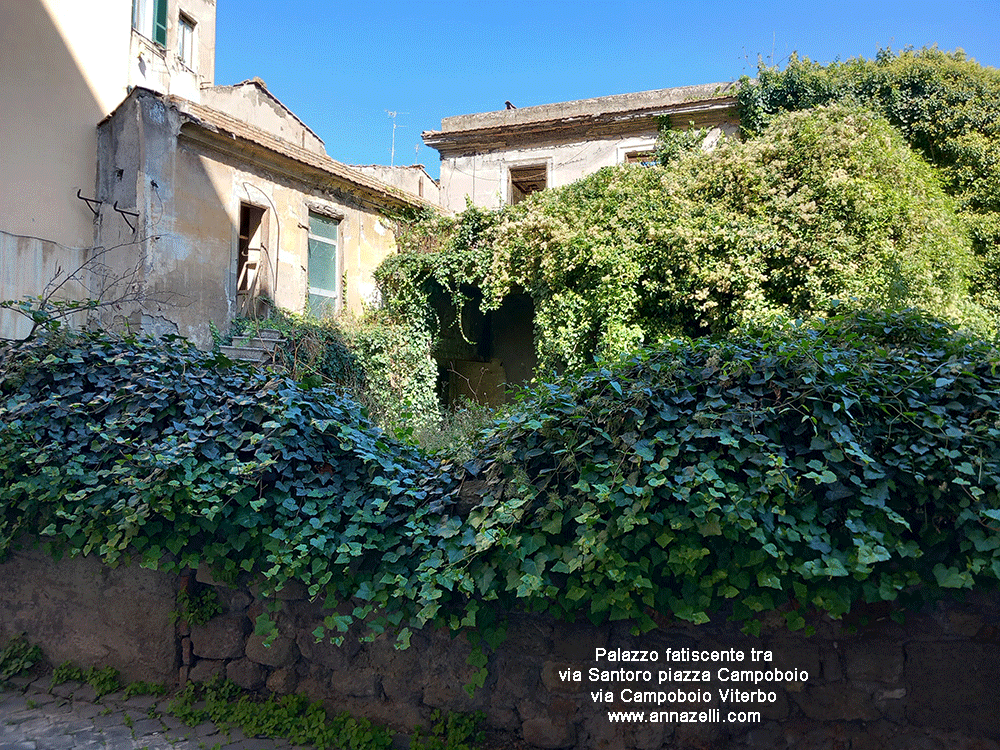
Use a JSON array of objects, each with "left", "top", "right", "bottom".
[{"left": 0, "top": 0, "right": 109, "bottom": 340}]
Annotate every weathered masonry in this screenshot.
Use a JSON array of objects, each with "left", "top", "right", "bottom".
[
  {"left": 94, "top": 84, "right": 433, "bottom": 347},
  {"left": 2, "top": 546, "right": 999, "bottom": 750},
  {"left": 422, "top": 83, "right": 740, "bottom": 212}
]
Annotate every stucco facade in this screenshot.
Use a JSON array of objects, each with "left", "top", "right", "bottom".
[
  {"left": 423, "top": 83, "right": 740, "bottom": 212},
  {"left": 0, "top": 0, "right": 216, "bottom": 340},
  {"left": 3, "top": 1, "right": 431, "bottom": 347},
  {"left": 93, "top": 87, "right": 432, "bottom": 347}
]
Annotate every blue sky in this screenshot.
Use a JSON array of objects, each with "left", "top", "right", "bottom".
[{"left": 215, "top": 1, "right": 1000, "bottom": 179}]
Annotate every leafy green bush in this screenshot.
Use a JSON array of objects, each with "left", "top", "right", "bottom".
[
  {"left": 463, "top": 311, "right": 1000, "bottom": 634},
  {"left": 232, "top": 308, "right": 439, "bottom": 438},
  {"left": 738, "top": 46, "right": 1000, "bottom": 316},
  {"left": 0, "top": 331, "right": 465, "bottom": 644},
  {"left": 0, "top": 635, "right": 42, "bottom": 681},
  {"left": 2, "top": 311, "right": 998, "bottom": 645},
  {"left": 383, "top": 104, "right": 991, "bottom": 374},
  {"left": 169, "top": 676, "right": 394, "bottom": 750}
]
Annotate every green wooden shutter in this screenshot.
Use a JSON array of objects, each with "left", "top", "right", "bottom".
[{"left": 153, "top": 0, "right": 168, "bottom": 45}]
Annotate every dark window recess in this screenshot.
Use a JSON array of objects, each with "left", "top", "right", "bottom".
[
  {"left": 625, "top": 150, "right": 658, "bottom": 167},
  {"left": 509, "top": 164, "right": 547, "bottom": 204}
]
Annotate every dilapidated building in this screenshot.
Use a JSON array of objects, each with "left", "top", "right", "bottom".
[
  {"left": 1, "top": 0, "right": 431, "bottom": 346},
  {"left": 422, "top": 83, "right": 740, "bottom": 212},
  {"left": 94, "top": 82, "right": 432, "bottom": 347}
]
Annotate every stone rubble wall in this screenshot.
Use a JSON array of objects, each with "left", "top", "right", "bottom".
[{"left": 2, "top": 546, "right": 999, "bottom": 749}]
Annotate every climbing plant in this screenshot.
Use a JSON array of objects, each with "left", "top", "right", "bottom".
[
  {"left": 383, "top": 103, "right": 991, "bottom": 373},
  {"left": 2, "top": 311, "right": 998, "bottom": 645}
]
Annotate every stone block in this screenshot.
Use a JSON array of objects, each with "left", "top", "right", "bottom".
[
  {"left": 791, "top": 684, "right": 879, "bottom": 721},
  {"left": 549, "top": 621, "right": 609, "bottom": 662},
  {"left": 522, "top": 717, "right": 576, "bottom": 749},
  {"left": 190, "top": 613, "right": 250, "bottom": 660},
  {"left": 189, "top": 659, "right": 225, "bottom": 683},
  {"left": 905, "top": 641, "right": 1000, "bottom": 738},
  {"left": 0, "top": 547, "right": 176, "bottom": 683},
  {"left": 841, "top": 637, "right": 903, "bottom": 683},
  {"left": 245, "top": 633, "right": 299, "bottom": 668},
  {"left": 227, "top": 658, "right": 266, "bottom": 691},
  {"left": 266, "top": 666, "right": 298, "bottom": 694}
]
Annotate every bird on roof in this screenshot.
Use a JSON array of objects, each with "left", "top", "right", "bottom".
[{"left": 505, "top": 101, "right": 517, "bottom": 110}]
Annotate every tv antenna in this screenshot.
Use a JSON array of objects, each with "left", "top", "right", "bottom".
[{"left": 386, "top": 110, "right": 408, "bottom": 166}]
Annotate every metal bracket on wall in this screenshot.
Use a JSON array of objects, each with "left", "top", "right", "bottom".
[
  {"left": 113, "top": 202, "right": 139, "bottom": 233},
  {"left": 76, "top": 189, "right": 102, "bottom": 217}
]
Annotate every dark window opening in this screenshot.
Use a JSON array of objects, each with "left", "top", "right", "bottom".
[{"left": 509, "top": 164, "right": 547, "bottom": 204}]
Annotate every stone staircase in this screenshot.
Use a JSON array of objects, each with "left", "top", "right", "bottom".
[{"left": 220, "top": 328, "right": 285, "bottom": 364}]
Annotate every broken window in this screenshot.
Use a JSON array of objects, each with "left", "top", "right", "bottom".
[
  {"left": 307, "top": 212, "right": 340, "bottom": 318},
  {"left": 624, "top": 150, "right": 659, "bottom": 167},
  {"left": 508, "top": 164, "right": 547, "bottom": 204},
  {"left": 132, "top": 0, "right": 168, "bottom": 46},
  {"left": 178, "top": 13, "right": 196, "bottom": 69},
  {"left": 237, "top": 203, "right": 267, "bottom": 314}
]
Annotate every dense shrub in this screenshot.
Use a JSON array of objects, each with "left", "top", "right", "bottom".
[
  {"left": 0, "top": 332, "right": 462, "bottom": 644},
  {"left": 233, "top": 309, "right": 440, "bottom": 438},
  {"left": 738, "top": 46, "right": 1000, "bottom": 315},
  {"left": 385, "top": 105, "right": 989, "bottom": 373},
  {"left": 2, "top": 311, "right": 998, "bottom": 643},
  {"left": 463, "top": 311, "right": 1000, "bottom": 634}
]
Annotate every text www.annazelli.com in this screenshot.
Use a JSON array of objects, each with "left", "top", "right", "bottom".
[{"left": 607, "top": 709, "right": 762, "bottom": 723}]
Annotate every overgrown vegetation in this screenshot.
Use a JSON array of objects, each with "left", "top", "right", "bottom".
[
  {"left": 51, "top": 661, "right": 122, "bottom": 698},
  {"left": 381, "top": 48, "right": 998, "bottom": 374},
  {"left": 172, "top": 587, "right": 223, "bottom": 626},
  {"left": 2, "top": 311, "right": 998, "bottom": 648},
  {"left": 738, "top": 46, "right": 1000, "bottom": 321},
  {"left": 0, "top": 635, "right": 42, "bottom": 681},
  {"left": 169, "top": 676, "right": 395, "bottom": 750},
  {"left": 232, "top": 309, "right": 439, "bottom": 440}
]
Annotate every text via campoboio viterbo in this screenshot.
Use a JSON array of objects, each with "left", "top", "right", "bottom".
[{"left": 556, "top": 646, "right": 809, "bottom": 725}]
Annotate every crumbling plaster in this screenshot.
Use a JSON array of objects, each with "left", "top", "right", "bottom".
[
  {"left": 95, "top": 88, "right": 414, "bottom": 348},
  {"left": 425, "top": 83, "right": 740, "bottom": 212}
]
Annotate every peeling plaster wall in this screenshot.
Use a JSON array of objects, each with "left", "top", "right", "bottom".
[
  {"left": 96, "top": 90, "right": 402, "bottom": 348},
  {"left": 201, "top": 83, "right": 326, "bottom": 156},
  {"left": 128, "top": 0, "right": 216, "bottom": 102},
  {"left": 438, "top": 123, "right": 738, "bottom": 212},
  {"left": 352, "top": 165, "right": 441, "bottom": 206}
]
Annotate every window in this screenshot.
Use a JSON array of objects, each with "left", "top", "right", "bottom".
[
  {"left": 132, "top": 0, "right": 168, "bottom": 46},
  {"left": 178, "top": 13, "right": 196, "bottom": 69},
  {"left": 508, "top": 164, "right": 547, "bottom": 205},
  {"left": 624, "top": 150, "right": 658, "bottom": 167},
  {"left": 307, "top": 212, "right": 340, "bottom": 317}
]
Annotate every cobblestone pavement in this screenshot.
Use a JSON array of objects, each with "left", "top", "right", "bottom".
[{"left": 0, "top": 676, "right": 307, "bottom": 750}]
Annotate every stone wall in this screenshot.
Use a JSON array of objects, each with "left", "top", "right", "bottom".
[{"left": 2, "top": 545, "right": 999, "bottom": 749}]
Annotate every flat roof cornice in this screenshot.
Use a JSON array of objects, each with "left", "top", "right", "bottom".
[{"left": 422, "top": 83, "right": 740, "bottom": 155}]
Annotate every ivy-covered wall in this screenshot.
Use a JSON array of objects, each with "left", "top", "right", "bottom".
[{"left": 2, "top": 547, "right": 999, "bottom": 750}]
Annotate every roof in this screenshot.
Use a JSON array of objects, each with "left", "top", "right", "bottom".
[
  {"left": 161, "top": 93, "right": 435, "bottom": 211},
  {"left": 423, "top": 82, "right": 740, "bottom": 155},
  {"left": 209, "top": 78, "right": 326, "bottom": 146}
]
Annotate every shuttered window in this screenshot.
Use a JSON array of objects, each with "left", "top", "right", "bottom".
[{"left": 132, "top": 0, "right": 168, "bottom": 46}]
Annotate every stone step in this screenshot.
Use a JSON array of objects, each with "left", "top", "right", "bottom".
[
  {"left": 231, "top": 333, "right": 284, "bottom": 352},
  {"left": 219, "top": 344, "right": 272, "bottom": 363}
]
